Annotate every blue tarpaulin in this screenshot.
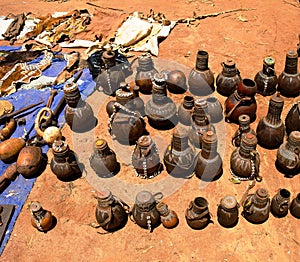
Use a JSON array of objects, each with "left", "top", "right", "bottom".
[{"left": 0, "top": 46, "right": 96, "bottom": 254}]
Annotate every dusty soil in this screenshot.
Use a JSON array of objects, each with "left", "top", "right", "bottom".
[{"left": 0, "top": 0, "right": 300, "bottom": 261}]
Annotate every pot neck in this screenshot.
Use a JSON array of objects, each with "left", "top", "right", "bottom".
[{"left": 284, "top": 50, "right": 298, "bottom": 75}]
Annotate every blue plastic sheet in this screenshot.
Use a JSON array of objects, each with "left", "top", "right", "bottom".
[{"left": 0, "top": 46, "right": 96, "bottom": 254}]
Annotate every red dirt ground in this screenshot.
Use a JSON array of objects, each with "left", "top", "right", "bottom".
[{"left": 0, "top": 0, "right": 299, "bottom": 261}]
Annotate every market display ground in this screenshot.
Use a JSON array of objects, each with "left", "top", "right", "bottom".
[{"left": 0, "top": 0, "right": 300, "bottom": 261}]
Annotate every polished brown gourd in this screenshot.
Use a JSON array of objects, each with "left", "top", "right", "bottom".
[{"left": 29, "top": 201, "right": 53, "bottom": 232}]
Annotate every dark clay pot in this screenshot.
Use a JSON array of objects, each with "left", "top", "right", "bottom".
[
  {"left": 165, "top": 69, "right": 187, "bottom": 94},
  {"left": 178, "top": 95, "right": 194, "bottom": 125},
  {"left": 206, "top": 97, "right": 223, "bottom": 123},
  {"left": 95, "top": 190, "right": 128, "bottom": 232},
  {"left": 271, "top": 188, "right": 291, "bottom": 218},
  {"left": 290, "top": 193, "right": 300, "bottom": 219},
  {"left": 285, "top": 101, "right": 300, "bottom": 136},
  {"left": 232, "top": 114, "right": 256, "bottom": 147},
  {"left": 217, "top": 195, "right": 239, "bottom": 228},
  {"left": 188, "top": 50, "right": 215, "bottom": 96}
]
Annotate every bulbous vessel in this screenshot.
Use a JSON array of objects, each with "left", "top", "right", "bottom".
[
  {"left": 216, "top": 59, "right": 241, "bottom": 97},
  {"left": 156, "top": 202, "right": 179, "bottom": 229},
  {"left": 95, "top": 190, "right": 128, "bottom": 231},
  {"left": 131, "top": 135, "right": 162, "bottom": 179},
  {"left": 188, "top": 99, "right": 215, "bottom": 148},
  {"left": 185, "top": 197, "right": 211, "bottom": 230},
  {"left": 232, "top": 114, "right": 256, "bottom": 147},
  {"left": 285, "top": 100, "right": 300, "bottom": 136},
  {"left": 230, "top": 133, "right": 261, "bottom": 181},
  {"left": 217, "top": 195, "right": 239, "bottom": 228},
  {"left": 254, "top": 57, "right": 278, "bottom": 96},
  {"left": 242, "top": 188, "right": 270, "bottom": 224},
  {"left": 50, "top": 140, "right": 82, "bottom": 181},
  {"left": 271, "top": 188, "right": 291, "bottom": 218},
  {"left": 206, "top": 97, "right": 223, "bottom": 123},
  {"left": 256, "top": 93, "right": 285, "bottom": 149},
  {"left": 64, "top": 81, "right": 96, "bottom": 132},
  {"left": 164, "top": 126, "right": 196, "bottom": 178},
  {"left": 188, "top": 50, "right": 215, "bottom": 96},
  {"left": 178, "top": 95, "right": 194, "bottom": 125},
  {"left": 0, "top": 137, "right": 26, "bottom": 163},
  {"left": 276, "top": 131, "right": 300, "bottom": 177},
  {"left": 132, "top": 85, "right": 145, "bottom": 116},
  {"left": 277, "top": 50, "right": 300, "bottom": 97},
  {"left": 132, "top": 191, "right": 162, "bottom": 232},
  {"left": 225, "top": 78, "right": 257, "bottom": 123},
  {"left": 29, "top": 201, "right": 53, "bottom": 232},
  {"left": 195, "top": 131, "right": 223, "bottom": 181},
  {"left": 165, "top": 69, "right": 187, "bottom": 94},
  {"left": 145, "top": 73, "right": 177, "bottom": 129},
  {"left": 290, "top": 193, "right": 300, "bottom": 218},
  {"left": 89, "top": 139, "right": 119, "bottom": 177},
  {"left": 135, "top": 53, "right": 158, "bottom": 94}
]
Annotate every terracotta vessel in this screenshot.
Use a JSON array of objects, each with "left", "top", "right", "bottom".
[
  {"left": 225, "top": 78, "right": 257, "bottom": 123},
  {"left": 276, "top": 131, "right": 300, "bottom": 177},
  {"left": 108, "top": 85, "right": 146, "bottom": 145},
  {"left": 95, "top": 190, "right": 128, "bottom": 231},
  {"left": 254, "top": 57, "right": 278, "bottom": 96},
  {"left": 50, "top": 140, "right": 81, "bottom": 181},
  {"left": 178, "top": 95, "right": 194, "bottom": 125},
  {"left": 95, "top": 47, "right": 126, "bottom": 95},
  {"left": 132, "top": 191, "right": 162, "bottom": 232},
  {"left": 216, "top": 59, "right": 241, "bottom": 97},
  {"left": 217, "top": 195, "right": 239, "bottom": 228},
  {"left": 164, "top": 126, "right": 196, "bottom": 178},
  {"left": 290, "top": 193, "right": 300, "bottom": 218},
  {"left": 230, "top": 133, "right": 261, "bottom": 181},
  {"left": 0, "top": 137, "right": 25, "bottom": 163},
  {"left": 145, "top": 73, "right": 177, "bottom": 129},
  {"left": 271, "top": 188, "right": 291, "bottom": 218},
  {"left": 285, "top": 100, "right": 300, "bottom": 136},
  {"left": 89, "top": 139, "right": 119, "bottom": 177},
  {"left": 195, "top": 131, "right": 223, "bottom": 181},
  {"left": 185, "top": 197, "right": 211, "bottom": 230},
  {"left": 188, "top": 99, "right": 215, "bottom": 148},
  {"left": 242, "top": 188, "right": 270, "bottom": 224},
  {"left": 165, "top": 69, "right": 187, "bottom": 94},
  {"left": 135, "top": 53, "right": 158, "bottom": 94},
  {"left": 277, "top": 50, "right": 300, "bottom": 97},
  {"left": 156, "top": 202, "right": 179, "bottom": 229},
  {"left": 206, "top": 97, "right": 223, "bottom": 123},
  {"left": 188, "top": 50, "right": 215, "bottom": 96},
  {"left": 131, "top": 135, "right": 162, "bottom": 179},
  {"left": 256, "top": 93, "right": 285, "bottom": 149},
  {"left": 29, "top": 201, "right": 53, "bottom": 232},
  {"left": 16, "top": 146, "right": 45, "bottom": 178},
  {"left": 64, "top": 81, "right": 96, "bottom": 132},
  {"left": 232, "top": 114, "right": 256, "bottom": 147}
]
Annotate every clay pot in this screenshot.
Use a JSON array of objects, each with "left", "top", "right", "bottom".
[
  {"left": 195, "top": 131, "right": 223, "bottom": 181},
  {"left": 29, "top": 201, "right": 53, "bottom": 232},
  {"left": 242, "top": 188, "right": 270, "bottom": 224},
  {"left": 89, "top": 139, "right": 119, "bottom": 177},
  {"left": 216, "top": 59, "right": 241, "bottom": 97},
  {"left": 95, "top": 190, "right": 128, "bottom": 232},
  {"left": 188, "top": 50, "right": 215, "bottom": 96},
  {"left": 185, "top": 197, "right": 211, "bottom": 230},
  {"left": 132, "top": 191, "right": 162, "bottom": 231},
  {"left": 277, "top": 50, "right": 300, "bottom": 98},
  {"left": 290, "top": 193, "right": 300, "bottom": 219},
  {"left": 50, "top": 140, "right": 81, "bottom": 181},
  {"left": 276, "top": 131, "right": 300, "bottom": 177},
  {"left": 232, "top": 114, "right": 256, "bottom": 147},
  {"left": 206, "top": 97, "right": 223, "bottom": 123},
  {"left": 132, "top": 85, "right": 145, "bottom": 116},
  {"left": 217, "top": 195, "right": 239, "bottom": 228},
  {"left": 131, "top": 135, "right": 162, "bottom": 179},
  {"left": 16, "top": 146, "right": 45, "bottom": 178},
  {"left": 178, "top": 95, "right": 194, "bottom": 125},
  {"left": 156, "top": 202, "right": 179, "bottom": 229},
  {"left": 271, "top": 188, "right": 291, "bottom": 218},
  {"left": 225, "top": 78, "right": 257, "bottom": 123},
  {"left": 165, "top": 69, "right": 187, "bottom": 94},
  {"left": 256, "top": 93, "right": 285, "bottom": 149},
  {"left": 254, "top": 57, "right": 278, "bottom": 96},
  {"left": 285, "top": 101, "right": 300, "bottom": 136},
  {"left": 135, "top": 53, "right": 158, "bottom": 94}
]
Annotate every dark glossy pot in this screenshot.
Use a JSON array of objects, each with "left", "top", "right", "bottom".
[
  {"left": 285, "top": 101, "right": 300, "bottom": 136},
  {"left": 290, "top": 193, "right": 300, "bottom": 219},
  {"left": 188, "top": 50, "right": 215, "bottom": 96},
  {"left": 165, "top": 70, "right": 187, "bottom": 94},
  {"left": 178, "top": 95, "right": 194, "bottom": 125},
  {"left": 232, "top": 114, "right": 256, "bottom": 147},
  {"left": 217, "top": 195, "right": 239, "bottom": 228},
  {"left": 271, "top": 188, "right": 291, "bottom": 218},
  {"left": 95, "top": 190, "right": 128, "bottom": 231},
  {"left": 206, "top": 97, "right": 223, "bottom": 123},
  {"left": 216, "top": 59, "right": 241, "bottom": 97}
]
